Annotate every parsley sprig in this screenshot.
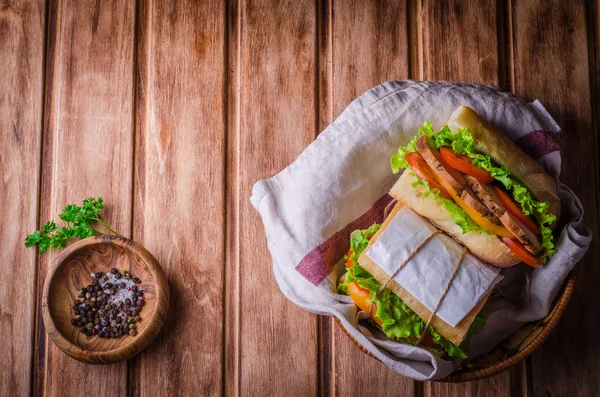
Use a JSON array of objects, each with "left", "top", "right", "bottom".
[{"left": 25, "top": 197, "right": 123, "bottom": 252}]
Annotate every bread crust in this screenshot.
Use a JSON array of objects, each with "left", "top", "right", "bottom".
[
  {"left": 390, "top": 171, "right": 520, "bottom": 268},
  {"left": 446, "top": 106, "right": 560, "bottom": 226}
]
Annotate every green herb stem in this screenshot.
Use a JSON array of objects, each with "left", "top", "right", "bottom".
[{"left": 94, "top": 218, "right": 124, "bottom": 238}]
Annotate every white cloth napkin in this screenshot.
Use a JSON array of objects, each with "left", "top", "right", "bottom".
[{"left": 250, "top": 81, "right": 592, "bottom": 381}]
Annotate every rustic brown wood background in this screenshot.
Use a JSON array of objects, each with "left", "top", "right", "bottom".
[{"left": 1, "top": 0, "right": 598, "bottom": 396}]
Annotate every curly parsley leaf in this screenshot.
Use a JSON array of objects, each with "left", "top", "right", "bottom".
[{"left": 25, "top": 197, "right": 123, "bottom": 252}]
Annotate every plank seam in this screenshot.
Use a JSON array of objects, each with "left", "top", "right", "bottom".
[
  {"left": 33, "top": 0, "right": 63, "bottom": 394},
  {"left": 223, "top": 0, "right": 242, "bottom": 395},
  {"left": 127, "top": 0, "right": 142, "bottom": 394},
  {"left": 316, "top": 0, "right": 334, "bottom": 394},
  {"left": 408, "top": 0, "right": 423, "bottom": 81},
  {"left": 30, "top": 0, "right": 52, "bottom": 395},
  {"left": 507, "top": 0, "right": 516, "bottom": 94}
]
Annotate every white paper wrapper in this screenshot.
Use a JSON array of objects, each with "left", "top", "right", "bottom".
[
  {"left": 251, "top": 81, "right": 592, "bottom": 380},
  {"left": 366, "top": 206, "right": 503, "bottom": 327}
]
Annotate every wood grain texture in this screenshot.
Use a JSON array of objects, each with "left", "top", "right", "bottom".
[
  {"left": 35, "top": 0, "right": 135, "bottom": 395},
  {"left": 131, "top": 0, "right": 226, "bottom": 395},
  {"left": 331, "top": 0, "right": 410, "bottom": 116},
  {"left": 0, "top": 0, "right": 45, "bottom": 395},
  {"left": 225, "top": 0, "right": 241, "bottom": 395},
  {"left": 238, "top": 0, "right": 319, "bottom": 395},
  {"left": 326, "top": 1, "right": 416, "bottom": 396},
  {"left": 421, "top": 0, "right": 524, "bottom": 394},
  {"left": 512, "top": 1, "right": 600, "bottom": 395},
  {"left": 422, "top": 0, "right": 501, "bottom": 86},
  {"left": 427, "top": 374, "right": 513, "bottom": 397},
  {"left": 42, "top": 236, "right": 169, "bottom": 364}
]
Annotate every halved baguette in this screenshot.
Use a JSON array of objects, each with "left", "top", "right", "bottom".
[{"left": 446, "top": 106, "right": 560, "bottom": 225}]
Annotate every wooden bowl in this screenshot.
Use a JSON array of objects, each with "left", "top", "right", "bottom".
[
  {"left": 42, "top": 235, "right": 169, "bottom": 364},
  {"left": 336, "top": 265, "right": 578, "bottom": 382}
]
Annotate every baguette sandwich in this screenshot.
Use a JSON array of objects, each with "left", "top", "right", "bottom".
[{"left": 338, "top": 106, "right": 560, "bottom": 358}]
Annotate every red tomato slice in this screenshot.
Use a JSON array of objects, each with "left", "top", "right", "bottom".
[
  {"left": 439, "top": 147, "right": 495, "bottom": 184},
  {"left": 346, "top": 250, "right": 353, "bottom": 268},
  {"left": 406, "top": 152, "right": 453, "bottom": 200},
  {"left": 493, "top": 187, "right": 541, "bottom": 235},
  {"left": 501, "top": 237, "right": 541, "bottom": 267}
]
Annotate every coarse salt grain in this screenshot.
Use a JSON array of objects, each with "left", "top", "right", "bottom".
[{"left": 99, "top": 273, "right": 139, "bottom": 305}]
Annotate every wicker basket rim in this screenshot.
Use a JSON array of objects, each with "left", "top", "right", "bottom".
[{"left": 335, "top": 264, "right": 579, "bottom": 382}]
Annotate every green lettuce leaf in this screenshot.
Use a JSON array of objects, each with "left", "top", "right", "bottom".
[
  {"left": 338, "top": 225, "right": 483, "bottom": 358},
  {"left": 390, "top": 121, "right": 434, "bottom": 173},
  {"left": 391, "top": 135, "right": 418, "bottom": 173},
  {"left": 412, "top": 177, "right": 484, "bottom": 234}
]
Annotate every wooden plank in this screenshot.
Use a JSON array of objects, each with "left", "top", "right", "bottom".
[
  {"left": 35, "top": 0, "right": 135, "bottom": 395},
  {"left": 131, "top": 0, "right": 226, "bottom": 395},
  {"left": 331, "top": 0, "right": 411, "bottom": 114},
  {"left": 325, "top": 0, "right": 416, "bottom": 396},
  {"left": 422, "top": 0, "right": 501, "bottom": 86},
  {"left": 0, "top": 0, "right": 45, "bottom": 395},
  {"left": 511, "top": 1, "right": 600, "bottom": 395},
  {"left": 421, "top": 0, "right": 522, "bottom": 395},
  {"left": 237, "top": 0, "right": 319, "bottom": 395}
]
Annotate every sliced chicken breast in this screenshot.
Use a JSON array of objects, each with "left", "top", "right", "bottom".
[{"left": 464, "top": 175, "right": 542, "bottom": 255}]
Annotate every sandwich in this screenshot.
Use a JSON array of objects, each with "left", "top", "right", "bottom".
[{"left": 338, "top": 106, "right": 560, "bottom": 358}]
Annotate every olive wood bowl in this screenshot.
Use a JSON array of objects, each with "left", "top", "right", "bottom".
[{"left": 42, "top": 235, "right": 169, "bottom": 364}]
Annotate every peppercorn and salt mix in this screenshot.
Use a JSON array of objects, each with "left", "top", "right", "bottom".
[{"left": 71, "top": 268, "right": 145, "bottom": 338}]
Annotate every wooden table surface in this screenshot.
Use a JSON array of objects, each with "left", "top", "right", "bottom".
[{"left": 2, "top": 0, "right": 599, "bottom": 396}]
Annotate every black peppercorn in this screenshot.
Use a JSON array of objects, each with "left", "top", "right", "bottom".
[
  {"left": 115, "top": 273, "right": 122, "bottom": 280},
  {"left": 133, "top": 277, "right": 140, "bottom": 284},
  {"left": 137, "top": 300, "right": 145, "bottom": 307},
  {"left": 110, "top": 268, "right": 118, "bottom": 274}
]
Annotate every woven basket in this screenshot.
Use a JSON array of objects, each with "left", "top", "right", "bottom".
[{"left": 336, "top": 265, "right": 579, "bottom": 382}]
